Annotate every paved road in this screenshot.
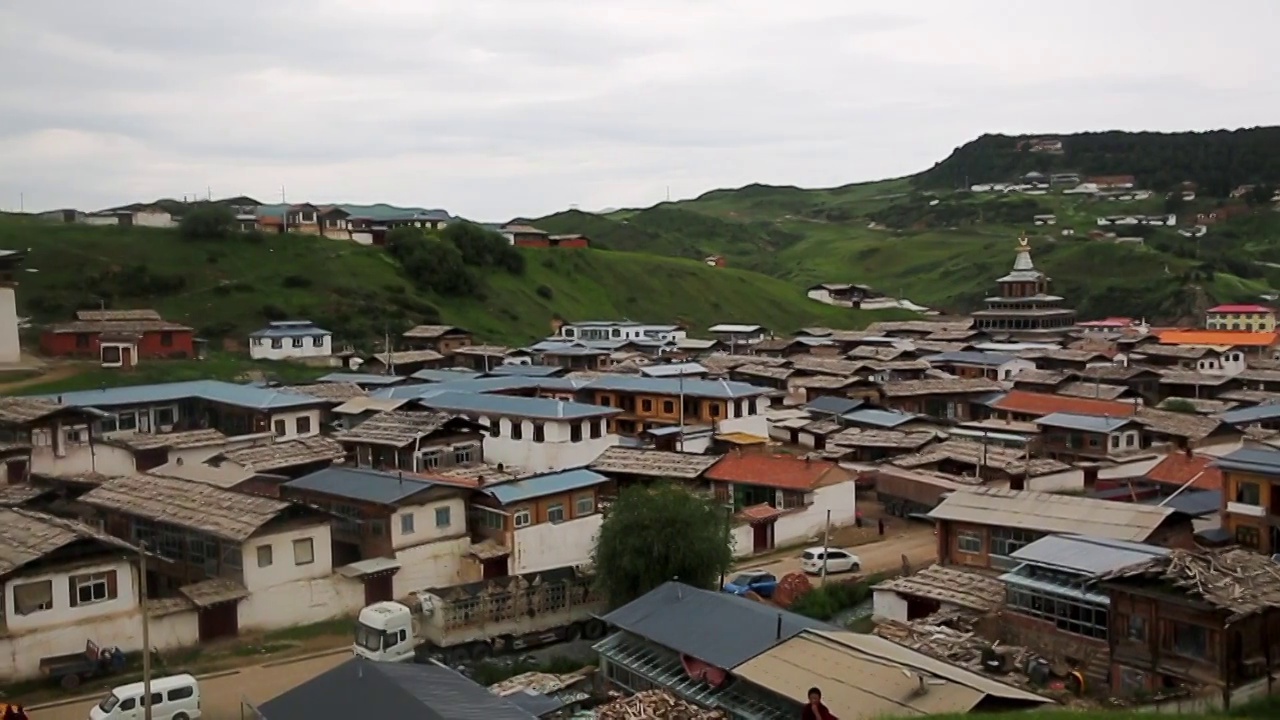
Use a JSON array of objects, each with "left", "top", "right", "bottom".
[
  {"left": 34, "top": 650, "right": 350, "bottom": 720},
  {"left": 737, "top": 521, "right": 937, "bottom": 579}
]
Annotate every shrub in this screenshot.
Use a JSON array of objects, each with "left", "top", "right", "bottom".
[
  {"left": 260, "top": 304, "right": 289, "bottom": 321},
  {"left": 535, "top": 285, "right": 553, "bottom": 300},
  {"left": 282, "top": 274, "right": 313, "bottom": 289},
  {"left": 789, "top": 574, "right": 884, "bottom": 621}
]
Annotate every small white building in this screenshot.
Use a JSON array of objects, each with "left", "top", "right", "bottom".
[
  {"left": 871, "top": 565, "right": 1004, "bottom": 623},
  {"left": 708, "top": 324, "right": 768, "bottom": 348},
  {"left": 555, "top": 321, "right": 686, "bottom": 343},
  {"left": 418, "top": 392, "right": 622, "bottom": 473},
  {"left": 249, "top": 321, "right": 333, "bottom": 361}
]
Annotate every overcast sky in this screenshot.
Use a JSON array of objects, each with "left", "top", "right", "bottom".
[{"left": 2, "top": 0, "right": 1276, "bottom": 219}]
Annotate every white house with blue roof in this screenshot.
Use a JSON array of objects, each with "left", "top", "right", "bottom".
[{"left": 249, "top": 320, "right": 333, "bottom": 361}]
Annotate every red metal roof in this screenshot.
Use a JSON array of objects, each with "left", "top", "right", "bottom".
[
  {"left": 705, "top": 453, "right": 838, "bottom": 491},
  {"left": 1207, "top": 304, "right": 1273, "bottom": 313},
  {"left": 1156, "top": 330, "right": 1278, "bottom": 347},
  {"left": 1145, "top": 452, "right": 1222, "bottom": 492},
  {"left": 993, "top": 390, "right": 1138, "bottom": 418}
]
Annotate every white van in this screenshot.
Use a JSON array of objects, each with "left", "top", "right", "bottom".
[{"left": 90, "top": 674, "right": 201, "bottom": 720}]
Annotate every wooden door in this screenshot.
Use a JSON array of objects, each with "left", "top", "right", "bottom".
[
  {"left": 6, "top": 459, "right": 27, "bottom": 484},
  {"left": 364, "top": 574, "right": 394, "bottom": 605},
  {"left": 197, "top": 603, "right": 239, "bottom": 642},
  {"left": 752, "top": 523, "right": 773, "bottom": 553}
]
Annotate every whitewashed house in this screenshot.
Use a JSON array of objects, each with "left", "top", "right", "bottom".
[
  {"left": 708, "top": 324, "right": 768, "bottom": 348},
  {"left": 417, "top": 392, "right": 621, "bottom": 473},
  {"left": 871, "top": 565, "right": 1004, "bottom": 623},
  {"left": 282, "top": 467, "right": 476, "bottom": 598},
  {"left": 555, "top": 321, "right": 686, "bottom": 343},
  {"left": 248, "top": 321, "right": 333, "bottom": 361},
  {"left": 333, "top": 409, "right": 488, "bottom": 474},
  {"left": 469, "top": 468, "right": 612, "bottom": 576}
]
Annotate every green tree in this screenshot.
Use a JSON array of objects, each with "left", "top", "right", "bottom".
[
  {"left": 441, "top": 221, "right": 526, "bottom": 274},
  {"left": 1162, "top": 398, "right": 1198, "bottom": 414},
  {"left": 179, "top": 203, "right": 235, "bottom": 240},
  {"left": 592, "top": 483, "right": 734, "bottom": 608}
]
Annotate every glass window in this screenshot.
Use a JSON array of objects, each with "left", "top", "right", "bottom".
[
  {"left": 488, "top": 419, "right": 501, "bottom": 438},
  {"left": 1170, "top": 622, "right": 1208, "bottom": 659},
  {"left": 453, "top": 445, "right": 475, "bottom": 465},
  {"left": 257, "top": 544, "right": 273, "bottom": 567},
  {"left": 312, "top": 336, "right": 324, "bottom": 347},
  {"left": 421, "top": 450, "right": 442, "bottom": 470},
  {"left": 590, "top": 420, "right": 603, "bottom": 439},
  {"left": 641, "top": 399, "right": 653, "bottom": 413},
  {"left": 435, "top": 506, "right": 451, "bottom": 528},
  {"left": 296, "top": 415, "right": 312, "bottom": 435},
  {"left": 514, "top": 509, "right": 531, "bottom": 528},
  {"left": 575, "top": 493, "right": 595, "bottom": 516},
  {"left": 957, "top": 531, "right": 983, "bottom": 554},
  {"left": 293, "top": 537, "right": 315, "bottom": 565},
  {"left": 118, "top": 411, "right": 138, "bottom": 431},
  {"left": 119, "top": 698, "right": 136, "bottom": 711},
  {"left": 154, "top": 406, "right": 176, "bottom": 426},
  {"left": 662, "top": 400, "right": 675, "bottom": 414},
  {"left": 72, "top": 572, "right": 112, "bottom": 606},
  {"left": 271, "top": 338, "right": 283, "bottom": 349},
  {"left": 400, "top": 513, "right": 415, "bottom": 535},
  {"left": 532, "top": 423, "right": 545, "bottom": 442},
  {"left": 570, "top": 423, "right": 583, "bottom": 443},
  {"left": 292, "top": 337, "right": 305, "bottom": 348},
  {"left": 1237, "top": 482, "right": 1261, "bottom": 505},
  {"left": 1236, "top": 525, "right": 1261, "bottom": 549},
  {"left": 167, "top": 686, "right": 195, "bottom": 701},
  {"left": 547, "top": 503, "right": 565, "bottom": 523},
  {"left": 273, "top": 419, "right": 286, "bottom": 436},
  {"left": 511, "top": 421, "right": 523, "bottom": 440},
  {"left": 1127, "top": 614, "right": 1147, "bottom": 641},
  {"left": 13, "top": 580, "right": 53, "bottom": 615}
]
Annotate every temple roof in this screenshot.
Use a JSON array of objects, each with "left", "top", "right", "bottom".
[{"left": 997, "top": 237, "right": 1046, "bottom": 283}]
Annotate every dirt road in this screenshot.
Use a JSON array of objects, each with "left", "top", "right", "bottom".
[
  {"left": 33, "top": 650, "right": 349, "bottom": 720},
  {"left": 736, "top": 521, "right": 937, "bottom": 579}
]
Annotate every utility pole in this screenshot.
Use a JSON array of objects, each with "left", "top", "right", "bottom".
[
  {"left": 140, "top": 541, "right": 153, "bottom": 720},
  {"left": 677, "top": 371, "right": 685, "bottom": 452},
  {"left": 718, "top": 503, "right": 732, "bottom": 589},
  {"left": 820, "top": 509, "right": 831, "bottom": 586},
  {"left": 281, "top": 185, "right": 288, "bottom": 233}
]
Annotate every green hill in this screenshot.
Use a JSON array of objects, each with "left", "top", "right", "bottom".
[{"left": 0, "top": 215, "right": 912, "bottom": 349}]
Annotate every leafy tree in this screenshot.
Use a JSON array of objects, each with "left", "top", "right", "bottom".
[
  {"left": 1248, "top": 184, "right": 1276, "bottom": 207},
  {"left": 178, "top": 203, "right": 235, "bottom": 240},
  {"left": 1163, "top": 193, "right": 1186, "bottom": 215},
  {"left": 592, "top": 483, "right": 734, "bottom": 608},
  {"left": 1163, "top": 399, "right": 1198, "bottom": 414},
  {"left": 441, "top": 222, "right": 526, "bottom": 274}
]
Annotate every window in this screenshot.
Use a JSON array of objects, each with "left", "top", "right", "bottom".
[
  {"left": 167, "top": 686, "right": 195, "bottom": 702},
  {"left": 957, "top": 531, "right": 983, "bottom": 554},
  {"left": 70, "top": 571, "right": 114, "bottom": 607},
  {"left": 590, "top": 419, "right": 603, "bottom": 439},
  {"left": 101, "top": 346, "right": 122, "bottom": 364},
  {"left": 661, "top": 400, "right": 675, "bottom": 414},
  {"left": 435, "top": 506, "right": 451, "bottom": 528},
  {"left": 532, "top": 423, "right": 545, "bottom": 442},
  {"left": 1110, "top": 435, "right": 1120, "bottom": 449},
  {"left": 1236, "top": 482, "right": 1261, "bottom": 506},
  {"left": 488, "top": 419, "right": 501, "bottom": 438},
  {"left": 478, "top": 509, "right": 504, "bottom": 530},
  {"left": 293, "top": 537, "right": 315, "bottom": 565},
  {"left": 292, "top": 415, "right": 312, "bottom": 435},
  {"left": 421, "top": 450, "right": 442, "bottom": 470},
  {"left": 990, "top": 527, "right": 1041, "bottom": 558},
  {"left": 708, "top": 403, "right": 721, "bottom": 418},
  {"left": 1169, "top": 622, "right": 1209, "bottom": 659},
  {"left": 119, "top": 699, "right": 137, "bottom": 712},
  {"left": 570, "top": 422, "right": 583, "bottom": 443},
  {"left": 160, "top": 331, "right": 174, "bottom": 347},
  {"left": 99, "top": 415, "right": 119, "bottom": 433},
  {"left": 154, "top": 406, "right": 176, "bottom": 427},
  {"left": 1125, "top": 434, "right": 1135, "bottom": 447},
  {"left": 312, "top": 336, "right": 324, "bottom": 347},
  {"left": 13, "top": 580, "right": 53, "bottom": 615},
  {"left": 641, "top": 399, "right": 653, "bottom": 413},
  {"left": 273, "top": 419, "right": 286, "bottom": 436},
  {"left": 257, "top": 545, "right": 273, "bottom": 567},
  {"left": 1236, "top": 525, "right": 1261, "bottom": 549},
  {"left": 292, "top": 337, "right": 305, "bottom": 348},
  {"left": 575, "top": 493, "right": 595, "bottom": 516},
  {"left": 400, "top": 513, "right": 415, "bottom": 535},
  {"left": 547, "top": 503, "right": 565, "bottom": 523},
  {"left": 453, "top": 444, "right": 475, "bottom": 465},
  {"left": 271, "top": 338, "right": 283, "bottom": 349},
  {"left": 510, "top": 421, "right": 523, "bottom": 440},
  {"left": 1126, "top": 614, "right": 1147, "bottom": 642},
  {"left": 75, "top": 333, "right": 91, "bottom": 349},
  {"left": 514, "top": 509, "right": 532, "bottom": 528}
]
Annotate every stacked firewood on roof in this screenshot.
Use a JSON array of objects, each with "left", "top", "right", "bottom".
[{"left": 595, "top": 690, "right": 727, "bottom": 720}]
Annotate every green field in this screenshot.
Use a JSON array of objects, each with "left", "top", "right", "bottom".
[{"left": 0, "top": 215, "right": 914, "bottom": 349}]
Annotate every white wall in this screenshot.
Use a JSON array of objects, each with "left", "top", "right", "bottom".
[
  {"left": 238, "top": 574, "right": 364, "bottom": 632},
  {"left": 512, "top": 514, "right": 603, "bottom": 574},
  {"left": 32, "top": 438, "right": 135, "bottom": 477},
  {"left": 351, "top": 231, "right": 374, "bottom": 246},
  {"left": 730, "top": 524, "right": 753, "bottom": 558},
  {"left": 392, "top": 497, "right": 467, "bottom": 551},
  {"left": 717, "top": 410, "right": 768, "bottom": 438},
  {"left": 0, "top": 605, "right": 197, "bottom": 680},
  {"left": 241, "top": 524, "right": 334, "bottom": 594},
  {"left": 268, "top": 408, "right": 323, "bottom": 440},
  {"left": 82, "top": 215, "right": 120, "bottom": 226},
  {"left": 393, "top": 536, "right": 474, "bottom": 596},
  {"left": 0, "top": 286, "right": 19, "bottom": 364},
  {"left": 249, "top": 334, "right": 333, "bottom": 360},
  {"left": 774, "top": 481, "right": 857, "bottom": 546},
  {"left": 999, "top": 359, "right": 1037, "bottom": 380},
  {"left": 872, "top": 589, "right": 910, "bottom": 623},
  {"left": 3, "top": 559, "right": 137, "bottom": 634},
  {"left": 133, "top": 210, "right": 174, "bottom": 228},
  {"left": 483, "top": 417, "right": 617, "bottom": 473}
]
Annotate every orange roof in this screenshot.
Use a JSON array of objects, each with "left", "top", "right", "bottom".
[
  {"left": 993, "top": 390, "right": 1138, "bottom": 418},
  {"left": 1145, "top": 452, "right": 1222, "bottom": 492},
  {"left": 1156, "top": 330, "right": 1278, "bottom": 347},
  {"left": 739, "top": 503, "right": 784, "bottom": 523},
  {"left": 705, "top": 454, "right": 838, "bottom": 491}
]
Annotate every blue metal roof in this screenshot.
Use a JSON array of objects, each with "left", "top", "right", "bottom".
[
  {"left": 1033, "top": 412, "right": 1135, "bottom": 432},
  {"left": 284, "top": 466, "right": 444, "bottom": 505},
  {"left": 485, "top": 364, "right": 565, "bottom": 378},
  {"left": 316, "top": 372, "right": 404, "bottom": 386},
  {"left": 372, "top": 376, "right": 540, "bottom": 400},
  {"left": 1221, "top": 404, "right": 1280, "bottom": 425},
  {"left": 640, "top": 362, "right": 707, "bottom": 378},
  {"left": 841, "top": 408, "right": 916, "bottom": 428},
  {"left": 416, "top": 391, "right": 619, "bottom": 420},
  {"left": 581, "top": 375, "right": 769, "bottom": 399},
  {"left": 409, "top": 368, "right": 484, "bottom": 383},
  {"left": 1213, "top": 446, "right": 1280, "bottom": 475},
  {"left": 1140, "top": 490, "right": 1222, "bottom": 517},
  {"left": 29, "top": 380, "right": 324, "bottom": 411},
  {"left": 249, "top": 320, "right": 331, "bottom": 338},
  {"left": 922, "top": 351, "right": 1017, "bottom": 367},
  {"left": 484, "top": 468, "right": 610, "bottom": 505}
]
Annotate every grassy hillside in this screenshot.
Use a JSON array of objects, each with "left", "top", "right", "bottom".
[{"left": 0, "top": 215, "right": 912, "bottom": 349}]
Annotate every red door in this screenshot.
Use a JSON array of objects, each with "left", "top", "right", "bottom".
[
  {"left": 752, "top": 523, "right": 774, "bottom": 553},
  {"left": 197, "top": 603, "right": 239, "bottom": 642},
  {"left": 364, "top": 574, "right": 394, "bottom": 605}
]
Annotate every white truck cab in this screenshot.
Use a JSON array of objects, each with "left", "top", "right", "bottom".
[{"left": 354, "top": 600, "right": 420, "bottom": 663}]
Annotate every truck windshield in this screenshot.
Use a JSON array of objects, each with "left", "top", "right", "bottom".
[
  {"left": 355, "top": 623, "right": 383, "bottom": 651},
  {"left": 98, "top": 694, "right": 121, "bottom": 713}
]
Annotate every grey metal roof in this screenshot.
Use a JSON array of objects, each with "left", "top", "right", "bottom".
[
  {"left": 805, "top": 396, "right": 865, "bottom": 417},
  {"left": 373, "top": 376, "right": 540, "bottom": 399},
  {"left": 1033, "top": 412, "right": 1136, "bottom": 432},
  {"left": 640, "top": 362, "right": 708, "bottom": 378},
  {"left": 601, "top": 581, "right": 834, "bottom": 669},
  {"left": 1010, "top": 534, "right": 1169, "bottom": 577},
  {"left": 1213, "top": 446, "right": 1280, "bottom": 474},
  {"left": 1141, "top": 490, "right": 1222, "bottom": 517},
  {"left": 1221, "top": 404, "right": 1280, "bottom": 425},
  {"left": 258, "top": 657, "right": 537, "bottom": 720},
  {"left": 249, "top": 320, "right": 331, "bottom": 338},
  {"left": 29, "top": 379, "right": 324, "bottom": 411},
  {"left": 922, "top": 351, "right": 1017, "bottom": 367},
  {"left": 484, "top": 468, "right": 609, "bottom": 505},
  {"left": 316, "top": 372, "right": 404, "bottom": 386},
  {"left": 409, "top": 368, "right": 485, "bottom": 383},
  {"left": 486, "top": 364, "right": 566, "bottom": 378},
  {"left": 284, "top": 466, "right": 447, "bottom": 505},
  {"left": 417, "top": 391, "right": 619, "bottom": 420},
  {"left": 840, "top": 408, "right": 916, "bottom": 428}
]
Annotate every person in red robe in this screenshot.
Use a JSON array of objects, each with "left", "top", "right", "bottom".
[{"left": 801, "top": 687, "right": 837, "bottom": 720}]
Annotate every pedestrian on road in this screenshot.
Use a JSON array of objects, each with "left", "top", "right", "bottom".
[
  {"left": 801, "top": 687, "right": 837, "bottom": 720},
  {"left": 877, "top": 518, "right": 885, "bottom": 536}
]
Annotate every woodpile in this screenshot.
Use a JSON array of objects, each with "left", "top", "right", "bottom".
[
  {"left": 595, "top": 690, "right": 727, "bottom": 720},
  {"left": 1098, "top": 548, "right": 1280, "bottom": 624},
  {"left": 772, "top": 572, "right": 813, "bottom": 608},
  {"left": 874, "top": 610, "right": 1039, "bottom": 688}
]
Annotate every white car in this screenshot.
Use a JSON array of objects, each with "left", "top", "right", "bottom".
[{"left": 799, "top": 547, "right": 861, "bottom": 575}]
